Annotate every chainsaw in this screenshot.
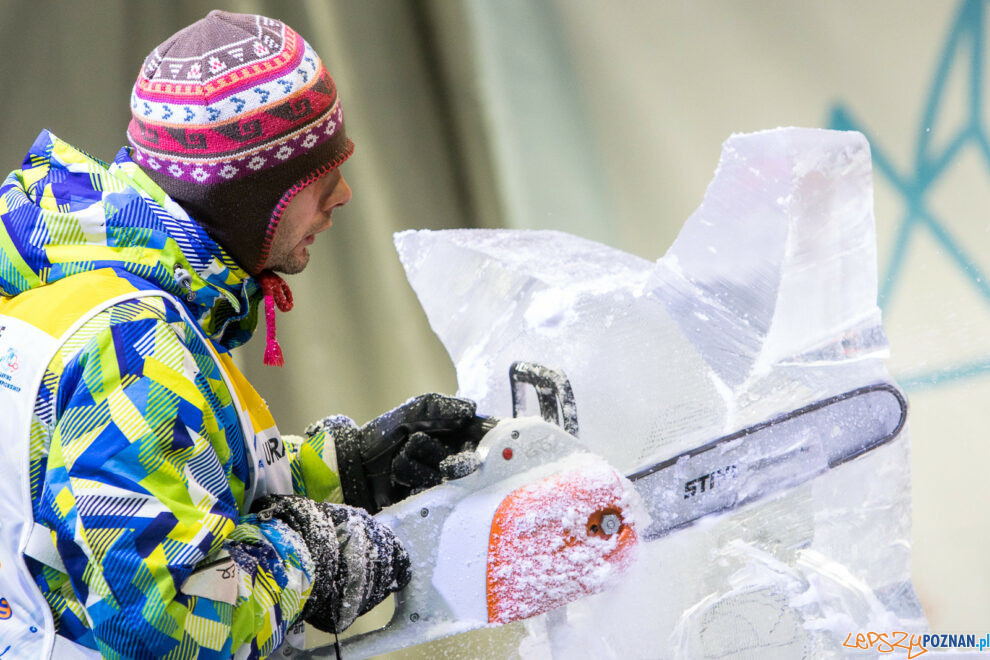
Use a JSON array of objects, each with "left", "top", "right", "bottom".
[{"left": 291, "top": 361, "right": 906, "bottom": 659}]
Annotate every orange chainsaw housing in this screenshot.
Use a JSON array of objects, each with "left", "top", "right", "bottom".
[{"left": 486, "top": 460, "right": 639, "bottom": 624}]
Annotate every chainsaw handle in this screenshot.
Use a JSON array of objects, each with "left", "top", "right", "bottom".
[{"left": 509, "top": 361, "right": 579, "bottom": 437}]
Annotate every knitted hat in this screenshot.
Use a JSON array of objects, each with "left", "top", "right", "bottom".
[
  {"left": 128, "top": 10, "right": 355, "bottom": 366},
  {"left": 127, "top": 10, "right": 354, "bottom": 275}
]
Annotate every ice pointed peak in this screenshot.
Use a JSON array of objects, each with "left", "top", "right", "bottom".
[{"left": 657, "top": 128, "right": 887, "bottom": 385}]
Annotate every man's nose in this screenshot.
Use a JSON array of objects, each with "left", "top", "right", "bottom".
[
  {"left": 338, "top": 176, "right": 352, "bottom": 206},
  {"left": 327, "top": 175, "right": 352, "bottom": 211}
]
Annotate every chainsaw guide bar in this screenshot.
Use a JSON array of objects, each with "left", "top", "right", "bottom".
[{"left": 626, "top": 383, "right": 907, "bottom": 540}]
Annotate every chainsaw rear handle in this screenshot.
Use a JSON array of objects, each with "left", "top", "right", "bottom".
[{"left": 509, "top": 361, "right": 579, "bottom": 436}]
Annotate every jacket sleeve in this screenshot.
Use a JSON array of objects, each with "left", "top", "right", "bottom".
[
  {"left": 284, "top": 427, "right": 344, "bottom": 504},
  {"left": 39, "top": 316, "right": 313, "bottom": 659}
]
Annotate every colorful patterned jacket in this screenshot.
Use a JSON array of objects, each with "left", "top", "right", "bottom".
[{"left": 0, "top": 130, "right": 343, "bottom": 659}]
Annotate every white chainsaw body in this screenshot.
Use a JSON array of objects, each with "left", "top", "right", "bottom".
[{"left": 291, "top": 416, "right": 641, "bottom": 659}]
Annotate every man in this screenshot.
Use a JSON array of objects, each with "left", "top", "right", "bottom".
[{"left": 0, "top": 10, "right": 482, "bottom": 659}]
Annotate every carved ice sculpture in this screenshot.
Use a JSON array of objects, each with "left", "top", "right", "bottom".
[{"left": 396, "top": 128, "right": 926, "bottom": 657}]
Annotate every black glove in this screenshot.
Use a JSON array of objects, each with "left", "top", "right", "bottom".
[
  {"left": 254, "top": 494, "right": 411, "bottom": 634},
  {"left": 311, "top": 394, "right": 495, "bottom": 513}
]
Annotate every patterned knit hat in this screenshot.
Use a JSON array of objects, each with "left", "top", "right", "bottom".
[
  {"left": 127, "top": 10, "right": 354, "bottom": 366},
  {"left": 127, "top": 10, "right": 354, "bottom": 276}
]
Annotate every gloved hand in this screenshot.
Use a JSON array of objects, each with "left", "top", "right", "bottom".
[
  {"left": 254, "top": 495, "right": 411, "bottom": 634},
  {"left": 310, "top": 394, "right": 495, "bottom": 513}
]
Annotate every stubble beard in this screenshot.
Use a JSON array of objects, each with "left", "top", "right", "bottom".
[{"left": 265, "top": 245, "right": 308, "bottom": 275}]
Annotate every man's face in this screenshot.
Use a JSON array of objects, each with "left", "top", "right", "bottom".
[{"left": 263, "top": 168, "right": 352, "bottom": 274}]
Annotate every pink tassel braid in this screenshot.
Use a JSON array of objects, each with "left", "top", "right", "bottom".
[{"left": 257, "top": 270, "right": 294, "bottom": 367}]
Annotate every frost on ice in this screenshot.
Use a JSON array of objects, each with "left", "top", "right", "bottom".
[{"left": 396, "top": 128, "right": 926, "bottom": 656}]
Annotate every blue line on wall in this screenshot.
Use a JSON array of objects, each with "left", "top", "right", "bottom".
[{"left": 829, "top": 0, "right": 990, "bottom": 391}]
